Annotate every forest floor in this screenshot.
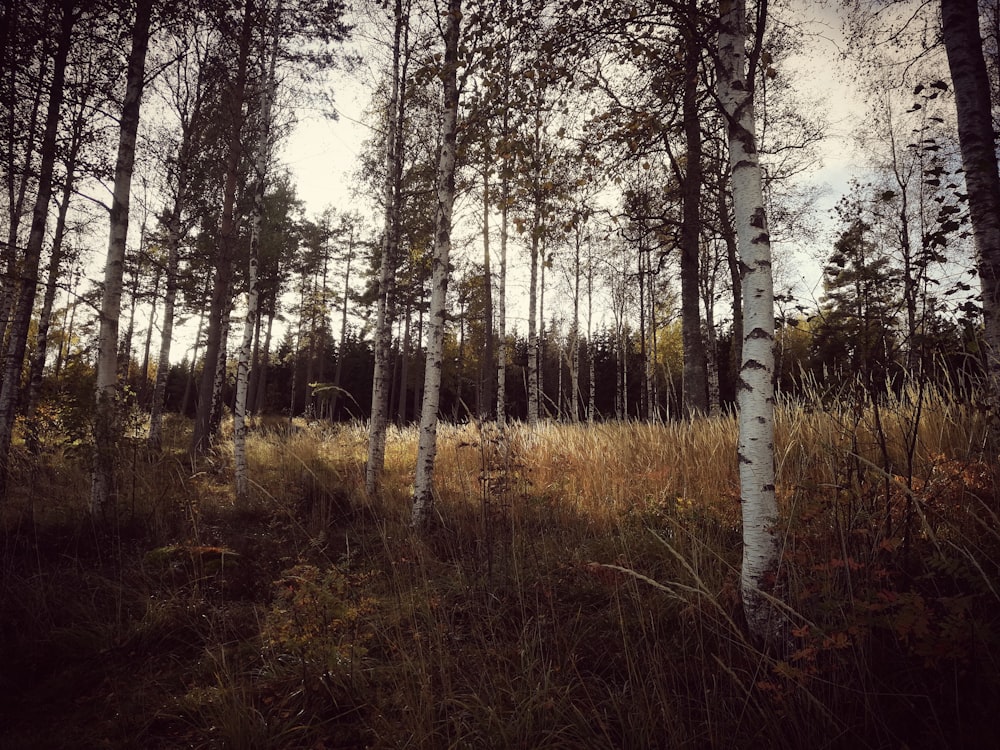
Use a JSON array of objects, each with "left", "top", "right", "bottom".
[{"left": 1, "top": 396, "right": 999, "bottom": 749}]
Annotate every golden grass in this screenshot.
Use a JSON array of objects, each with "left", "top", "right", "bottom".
[{"left": 1, "top": 385, "right": 997, "bottom": 748}]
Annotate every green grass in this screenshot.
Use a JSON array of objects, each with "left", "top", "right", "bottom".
[{"left": 1, "top": 390, "right": 998, "bottom": 748}]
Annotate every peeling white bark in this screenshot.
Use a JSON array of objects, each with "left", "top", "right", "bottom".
[
  {"left": 411, "top": 0, "right": 461, "bottom": 529},
  {"left": 718, "top": 0, "right": 783, "bottom": 647}
]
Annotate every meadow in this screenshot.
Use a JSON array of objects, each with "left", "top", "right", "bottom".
[{"left": 1, "top": 387, "right": 998, "bottom": 748}]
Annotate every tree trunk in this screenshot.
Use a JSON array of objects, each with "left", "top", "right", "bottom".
[
  {"left": 26, "top": 128, "right": 82, "bottom": 418},
  {"left": 411, "top": 0, "right": 460, "bottom": 529},
  {"left": 396, "top": 306, "right": 410, "bottom": 423},
  {"left": 148, "top": 194, "right": 182, "bottom": 450},
  {"left": 92, "top": 0, "right": 153, "bottom": 515},
  {"left": 0, "top": 27, "right": 49, "bottom": 357},
  {"left": 497, "top": 162, "right": 510, "bottom": 425},
  {"left": 235, "top": 0, "right": 279, "bottom": 502},
  {"left": 254, "top": 311, "right": 275, "bottom": 414},
  {"left": 718, "top": 0, "right": 784, "bottom": 649},
  {"left": 366, "top": 0, "right": 406, "bottom": 495},
  {"left": 331, "top": 231, "right": 353, "bottom": 420},
  {"left": 480, "top": 149, "right": 496, "bottom": 421},
  {"left": 181, "top": 274, "right": 210, "bottom": 417},
  {"left": 208, "top": 307, "right": 231, "bottom": 435},
  {"left": 570, "top": 226, "right": 582, "bottom": 422},
  {"left": 680, "top": 16, "right": 708, "bottom": 417},
  {"left": 55, "top": 265, "right": 81, "bottom": 380},
  {"left": 587, "top": 248, "right": 595, "bottom": 423},
  {"left": 941, "top": 0, "right": 1000, "bottom": 443},
  {"left": 0, "top": 3, "right": 74, "bottom": 497},
  {"left": 638, "top": 245, "right": 649, "bottom": 420},
  {"left": 139, "top": 263, "right": 161, "bottom": 406},
  {"left": 719, "top": 169, "right": 743, "bottom": 376},
  {"left": 190, "top": 0, "right": 253, "bottom": 456}
]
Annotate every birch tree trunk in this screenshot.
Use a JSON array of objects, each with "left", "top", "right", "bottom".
[
  {"left": 235, "top": 0, "right": 280, "bottom": 502},
  {"left": 92, "top": 0, "right": 153, "bottom": 515},
  {"left": 411, "top": 0, "right": 461, "bottom": 529},
  {"left": 0, "top": 2, "right": 74, "bottom": 497},
  {"left": 940, "top": 0, "right": 1000, "bottom": 443},
  {"left": 366, "top": 0, "right": 406, "bottom": 495},
  {"left": 718, "top": 0, "right": 784, "bottom": 648}
]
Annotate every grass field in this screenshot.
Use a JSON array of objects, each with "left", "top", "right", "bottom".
[{"left": 1, "top": 389, "right": 998, "bottom": 748}]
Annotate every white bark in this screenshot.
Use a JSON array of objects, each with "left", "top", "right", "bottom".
[
  {"left": 411, "top": 0, "right": 461, "bottom": 529},
  {"left": 366, "top": 0, "right": 406, "bottom": 496},
  {"left": 718, "top": 0, "right": 784, "bottom": 647},
  {"left": 92, "top": 0, "right": 153, "bottom": 514},
  {"left": 235, "top": 0, "right": 280, "bottom": 502}
]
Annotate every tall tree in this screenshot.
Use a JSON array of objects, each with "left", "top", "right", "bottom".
[
  {"left": 718, "top": 0, "right": 784, "bottom": 647},
  {"left": 234, "top": 0, "right": 280, "bottom": 502},
  {"left": 0, "top": 0, "right": 76, "bottom": 497},
  {"left": 148, "top": 23, "right": 214, "bottom": 450},
  {"left": 190, "top": 0, "right": 254, "bottom": 456},
  {"left": 940, "top": 0, "right": 1000, "bottom": 442},
  {"left": 679, "top": 0, "right": 709, "bottom": 416},
  {"left": 25, "top": 49, "right": 95, "bottom": 418},
  {"left": 92, "top": 0, "right": 155, "bottom": 515},
  {"left": 411, "top": 0, "right": 461, "bottom": 529},
  {"left": 366, "top": 0, "right": 409, "bottom": 495}
]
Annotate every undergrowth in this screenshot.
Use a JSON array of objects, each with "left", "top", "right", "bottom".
[{"left": 0, "top": 388, "right": 997, "bottom": 748}]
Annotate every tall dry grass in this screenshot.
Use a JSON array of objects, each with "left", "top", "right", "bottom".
[{"left": 1, "top": 384, "right": 997, "bottom": 748}]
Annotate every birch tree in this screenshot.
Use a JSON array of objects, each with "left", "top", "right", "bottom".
[
  {"left": 92, "top": 0, "right": 154, "bottom": 515},
  {"left": 940, "top": 0, "right": 1000, "bottom": 441},
  {"left": 411, "top": 0, "right": 461, "bottom": 529},
  {"left": 717, "top": 0, "right": 784, "bottom": 647},
  {"left": 234, "top": 0, "right": 280, "bottom": 502}
]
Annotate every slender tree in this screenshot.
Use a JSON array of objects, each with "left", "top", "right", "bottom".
[
  {"left": 190, "top": 0, "right": 254, "bottom": 456},
  {"left": 411, "top": 0, "right": 461, "bottom": 529},
  {"left": 718, "top": 0, "right": 784, "bottom": 647},
  {"left": 234, "top": 0, "right": 280, "bottom": 501},
  {"left": 92, "top": 0, "right": 154, "bottom": 515},
  {"left": 366, "top": 0, "right": 409, "bottom": 495}
]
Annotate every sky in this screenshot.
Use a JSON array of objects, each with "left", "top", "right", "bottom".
[{"left": 275, "top": 3, "right": 869, "bottom": 324}]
